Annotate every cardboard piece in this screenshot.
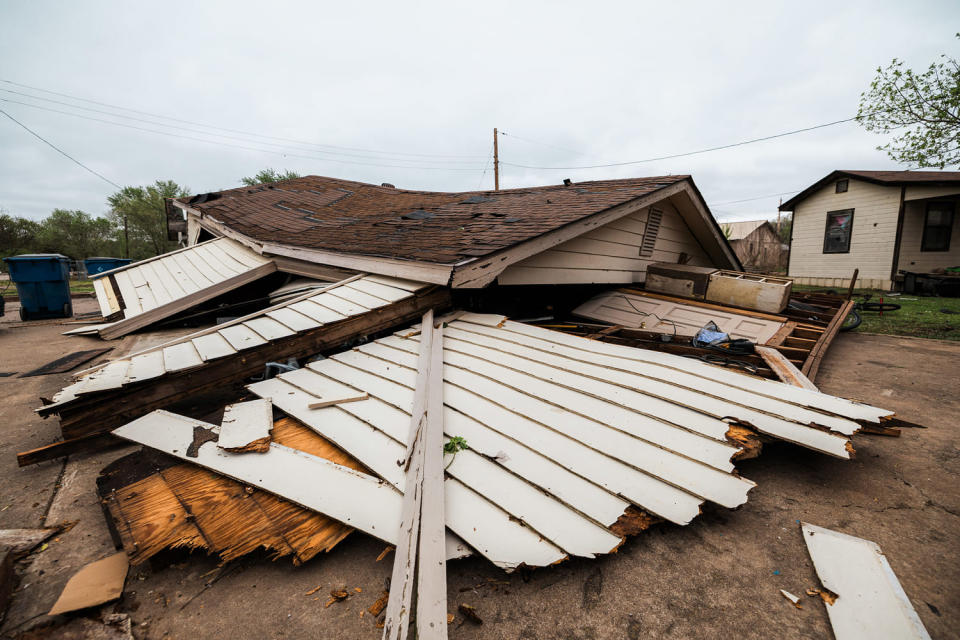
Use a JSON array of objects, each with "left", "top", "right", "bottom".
[{"left": 48, "top": 552, "right": 129, "bottom": 616}]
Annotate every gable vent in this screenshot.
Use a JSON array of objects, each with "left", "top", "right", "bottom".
[{"left": 639, "top": 208, "right": 663, "bottom": 257}]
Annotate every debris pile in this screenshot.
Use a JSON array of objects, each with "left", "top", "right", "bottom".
[{"left": 6, "top": 174, "right": 933, "bottom": 638}]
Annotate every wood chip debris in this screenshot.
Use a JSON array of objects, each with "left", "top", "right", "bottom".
[
  {"left": 325, "top": 588, "right": 349, "bottom": 608},
  {"left": 780, "top": 589, "right": 803, "bottom": 609},
  {"left": 368, "top": 590, "right": 390, "bottom": 616},
  {"left": 458, "top": 603, "right": 483, "bottom": 625}
]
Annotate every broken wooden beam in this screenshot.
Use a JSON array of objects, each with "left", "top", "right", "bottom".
[{"left": 755, "top": 346, "right": 818, "bottom": 391}]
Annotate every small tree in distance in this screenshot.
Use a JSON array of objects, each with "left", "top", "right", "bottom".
[{"left": 240, "top": 168, "right": 302, "bottom": 186}]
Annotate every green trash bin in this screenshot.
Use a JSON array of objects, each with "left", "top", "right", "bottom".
[{"left": 3, "top": 254, "right": 73, "bottom": 321}]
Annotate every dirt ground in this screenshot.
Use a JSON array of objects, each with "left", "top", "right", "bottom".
[{"left": 0, "top": 312, "right": 957, "bottom": 639}]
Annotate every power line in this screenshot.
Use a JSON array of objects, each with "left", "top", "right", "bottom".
[
  {"left": 498, "top": 130, "right": 595, "bottom": 158},
  {"left": 0, "top": 107, "right": 121, "bottom": 189},
  {"left": 0, "top": 78, "right": 488, "bottom": 160},
  {"left": 477, "top": 140, "right": 495, "bottom": 189},
  {"left": 709, "top": 190, "right": 801, "bottom": 206},
  {"left": 0, "top": 88, "right": 483, "bottom": 165},
  {"left": 0, "top": 99, "right": 488, "bottom": 172},
  {"left": 499, "top": 117, "right": 859, "bottom": 170}
]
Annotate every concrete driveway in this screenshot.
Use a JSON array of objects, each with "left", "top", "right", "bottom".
[{"left": 0, "top": 321, "right": 957, "bottom": 639}]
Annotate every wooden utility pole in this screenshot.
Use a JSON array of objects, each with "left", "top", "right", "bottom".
[
  {"left": 493, "top": 128, "right": 500, "bottom": 191},
  {"left": 776, "top": 197, "right": 782, "bottom": 233},
  {"left": 123, "top": 215, "right": 130, "bottom": 259}
]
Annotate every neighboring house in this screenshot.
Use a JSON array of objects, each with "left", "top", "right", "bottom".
[
  {"left": 168, "top": 175, "right": 740, "bottom": 288},
  {"left": 779, "top": 170, "right": 960, "bottom": 289},
  {"left": 722, "top": 220, "right": 786, "bottom": 273}
]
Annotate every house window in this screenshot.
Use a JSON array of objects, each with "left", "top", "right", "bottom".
[
  {"left": 921, "top": 201, "right": 954, "bottom": 252},
  {"left": 823, "top": 209, "right": 854, "bottom": 253},
  {"left": 835, "top": 179, "right": 849, "bottom": 193}
]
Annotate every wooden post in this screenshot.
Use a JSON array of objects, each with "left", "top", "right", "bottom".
[
  {"left": 493, "top": 128, "right": 499, "bottom": 191},
  {"left": 846, "top": 268, "right": 859, "bottom": 300}
]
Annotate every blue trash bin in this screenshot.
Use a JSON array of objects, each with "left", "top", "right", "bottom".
[
  {"left": 84, "top": 257, "right": 131, "bottom": 277},
  {"left": 3, "top": 254, "right": 73, "bottom": 321}
]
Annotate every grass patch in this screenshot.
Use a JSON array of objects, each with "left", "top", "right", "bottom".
[
  {"left": 70, "top": 279, "right": 95, "bottom": 294},
  {"left": 795, "top": 286, "right": 960, "bottom": 341}
]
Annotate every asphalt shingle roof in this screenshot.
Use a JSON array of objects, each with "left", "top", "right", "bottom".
[{"left": 182, "top": 175, "right": 690, "bottom": 265}]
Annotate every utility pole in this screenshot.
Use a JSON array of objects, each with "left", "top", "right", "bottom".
[
  {"left": 123, "top": 215, "right": 129, "bottom": 259},
  {"left": 776, "top": 198, "right": 782, "bottom": 237},
  {"left": 493, "top": 127, "right": 500, "bottom": 191}
]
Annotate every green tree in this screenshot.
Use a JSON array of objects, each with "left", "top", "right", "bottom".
[
  {"left": 0, "top": 212, "right": 41, "bottom": 265},
  {"left": 240, "top": 168, "right": 302, "bottom": 186},
  {"left": 35, "top": 209, "right": 117, "bottom": 259},
  {"left": 774, "top": 215, "right": 792, "bottom": 243},
  {"left": 857, "top": 36, "right": 960, "bottom": 169},
  {"left": 107, "top": 180, "right": 190, "bottom": 259}
]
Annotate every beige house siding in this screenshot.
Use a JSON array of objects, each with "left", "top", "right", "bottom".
[
  {"left": 904, "top": 185, "right": 960, "bottom": 201},
  {"left": 497, "top": 201, "right": 711, "bottom": 285},
  {"left": 896, "top": 193, "right": 960, "bottom": 274},
  {"left": 788, "top": 178, "right": 901, "bottom": 289}
]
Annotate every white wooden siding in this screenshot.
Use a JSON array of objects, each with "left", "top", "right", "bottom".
[
  {"left": 895, "top": 197, "right": 960, "bottom": 274},
  {"left": 243, "top": 313, "right": 890, "bottom": 569},
  {"left": 787, "top": 178, "right": 901, "bottom": 284},
  {"left": 497, "top": 201, "right": 711, "bottom": 285},
  {"left": 45, "top": 275, "right": 429, "bottom": 408}
]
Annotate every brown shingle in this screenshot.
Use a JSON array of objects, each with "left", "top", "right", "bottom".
[{"left": 184, "top": 175, "right": 689, "bottom": 265}]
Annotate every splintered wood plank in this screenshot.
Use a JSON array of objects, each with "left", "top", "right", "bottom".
[
  {"left": 124, "top": 351, "right": 166, "bottom": 384},
  {"left": 801, "top": 523, "right": 931, "bottom": 640},
  {"left": 74, "top": 360, "right": 130, "bottom": 395},
  {"left": 266, "top": 307, "right": 322, "bottom": 332},
  {"left": 112, "top": 410, "right": 404, "bottom": 542},
  {"left": 384, "top": 310, "right": 433, "bottom": 640},
  {"left": 243, "top": 317, "right": 297, "bottom": 341},
  {"left": 162, "top": 342, "right": 203, "bottom": 373},
  {"left": 218, "top": 399, "right": 274, "bottom": 452},
  {"left": 416, "top": 318, "right": 448, "bottom": 640},
  {"left": 192, "top": 332, "right": 236, "bottom": 361},
  {"left": 755, "top": 346, "right": 819, "bottom": 391},
  {"left": 219, "top": 324, "right": 268, "bottom": 351},
  {"left": 100, "top": 417, "right": 361, "bottom": 566}
]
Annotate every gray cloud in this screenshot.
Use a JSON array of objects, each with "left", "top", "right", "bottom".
[{"left": 1, "top": 0, "right": 957, "bottom": 223}]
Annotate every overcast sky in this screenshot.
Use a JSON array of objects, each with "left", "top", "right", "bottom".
[{"left": 1, "top": 1, "right": 957, "bottom": 223}]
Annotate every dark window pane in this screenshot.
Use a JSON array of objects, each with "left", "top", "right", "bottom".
[
  {"left": 835, "top": 180, "right": 848, "bottom": 193},
  {"left": 823, "top": 209, "right": 854, "bottom": 253},
  {"left": 921, "top": 202, "right": 954, "bottom": 252}
]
